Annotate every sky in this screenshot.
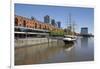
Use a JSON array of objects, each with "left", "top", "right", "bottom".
[{"left": 15, "top": 3, "right": 94, "bottom": 34}]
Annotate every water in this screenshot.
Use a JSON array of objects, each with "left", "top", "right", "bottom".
[{"left": 15, "top": 37, "right": 94, "bottom": 65}]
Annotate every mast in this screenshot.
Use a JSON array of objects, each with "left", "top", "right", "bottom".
[
  {"left": 69, "top": 13, "right": 72, "bottom": 35},
  {"left": 72, "top": 20, "right": 75, "bottom": 35},
  {"left": 69, "top": 13, "right": 76, "bottom": 36},
  {"left": 69, "top": 13, "right": 71, "bottom": 27},
  {"left": 66, "top": 13, "right": 76, "bottom": 36}
]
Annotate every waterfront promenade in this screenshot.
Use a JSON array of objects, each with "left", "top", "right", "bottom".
[{"left": 15, "top": 37, "right": 60, "bottom": 47}]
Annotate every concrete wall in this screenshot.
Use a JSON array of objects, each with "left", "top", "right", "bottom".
[{"left": 15, "top": 38, "right": 57, "bottom": 47}]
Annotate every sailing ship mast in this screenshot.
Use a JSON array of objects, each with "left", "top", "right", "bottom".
[
  {"left": 63, "top": 13, "right": 77, "bottom": 44},
  {"left": 67, "top": 13, "right": 72, "bottom": 35},
  {"left": 67, "top": 13, "right": 76, "bottom": 36}
]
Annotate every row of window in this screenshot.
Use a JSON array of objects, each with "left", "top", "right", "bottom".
[{"left": 15, "top": 17, "right": 52, "bottom": 30}]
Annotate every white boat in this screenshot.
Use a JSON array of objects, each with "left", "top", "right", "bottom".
[
  {"left": 63, "top": 13, "right": 77, "bottom": 44},
  {"left": 63, "top": 35, "right": 77, "bottom": 44}
]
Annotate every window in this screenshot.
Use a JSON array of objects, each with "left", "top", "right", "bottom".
[
  {"left": 23, "top": 20, "right": 26, "bottom": 27},
  {"left": 35, "top": 23, "right": 37, "bottom": 29},
  {"left": 15, "top": 18, "right": 18, "bottom": 26}
]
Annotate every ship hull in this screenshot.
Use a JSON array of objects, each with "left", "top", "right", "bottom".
[
  {"left": 63, "top": 40, "right": 74, "bottom": 44},
  {"left": 63, "top": 37, "right": 76, "bottom": 44}
]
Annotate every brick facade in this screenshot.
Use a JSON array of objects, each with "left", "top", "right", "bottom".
[{"left": 15, "top": 15, "right": 58, "bottom": 31}]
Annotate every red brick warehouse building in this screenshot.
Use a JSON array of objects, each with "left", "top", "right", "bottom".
[{"left": 15, "top": 15, "right": 63, "bottom": 38}]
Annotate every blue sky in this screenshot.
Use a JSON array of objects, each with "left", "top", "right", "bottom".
[{"left": 15, "top": 3, "right": 94, "bottom": 34}]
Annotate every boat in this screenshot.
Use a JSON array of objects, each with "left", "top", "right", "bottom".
[
  {"left": 63, "top": 35, "right": 77, "bottom": 44},
  {"left": 63, "top": 13, "right": 77, "bottom": 44}
]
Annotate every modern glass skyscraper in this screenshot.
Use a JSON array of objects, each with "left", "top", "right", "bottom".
[
  {"left": 81, "top": 27, "right": 88, "bottom": 34},
  {"left": 51, "top": 19, "right": 56, "bottom": 26},
  {"left": 57, "top": 21, "right": 61, "bottom": 28},
  {"left": 44, "top": 15, "right": 50, "bottom": 23}
]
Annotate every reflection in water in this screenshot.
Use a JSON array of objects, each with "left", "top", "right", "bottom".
[
  {"left": 81, "top": 37, "right": 88, "bottom": 48},
  {"left": 15, "top": 37, "right": 94, "bottom": 65},
  {"left": 15, "top": 41, "right": 64, "bottom": 65},
  {"left": 63, "top": 43, "right": 74, "bottom": 51}
]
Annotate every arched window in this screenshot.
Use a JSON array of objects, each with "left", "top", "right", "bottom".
[
  {"left": 35, "top": 23, "right": 37, "bottom": 29},
  {"left": 40, "top": 24, "right": 41, "bottom": 29},
  {"left": 32, "top": 22, "right": 35, "bottom": 28},
  {"left": 23, "top": 20, "right": 26, "bottom": 27},
  {"left": 15, "top": 18, "right": 18, "bottom": 26},
  {"left": 45, "top": 25, "right": 46, "bottom": 30}
]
